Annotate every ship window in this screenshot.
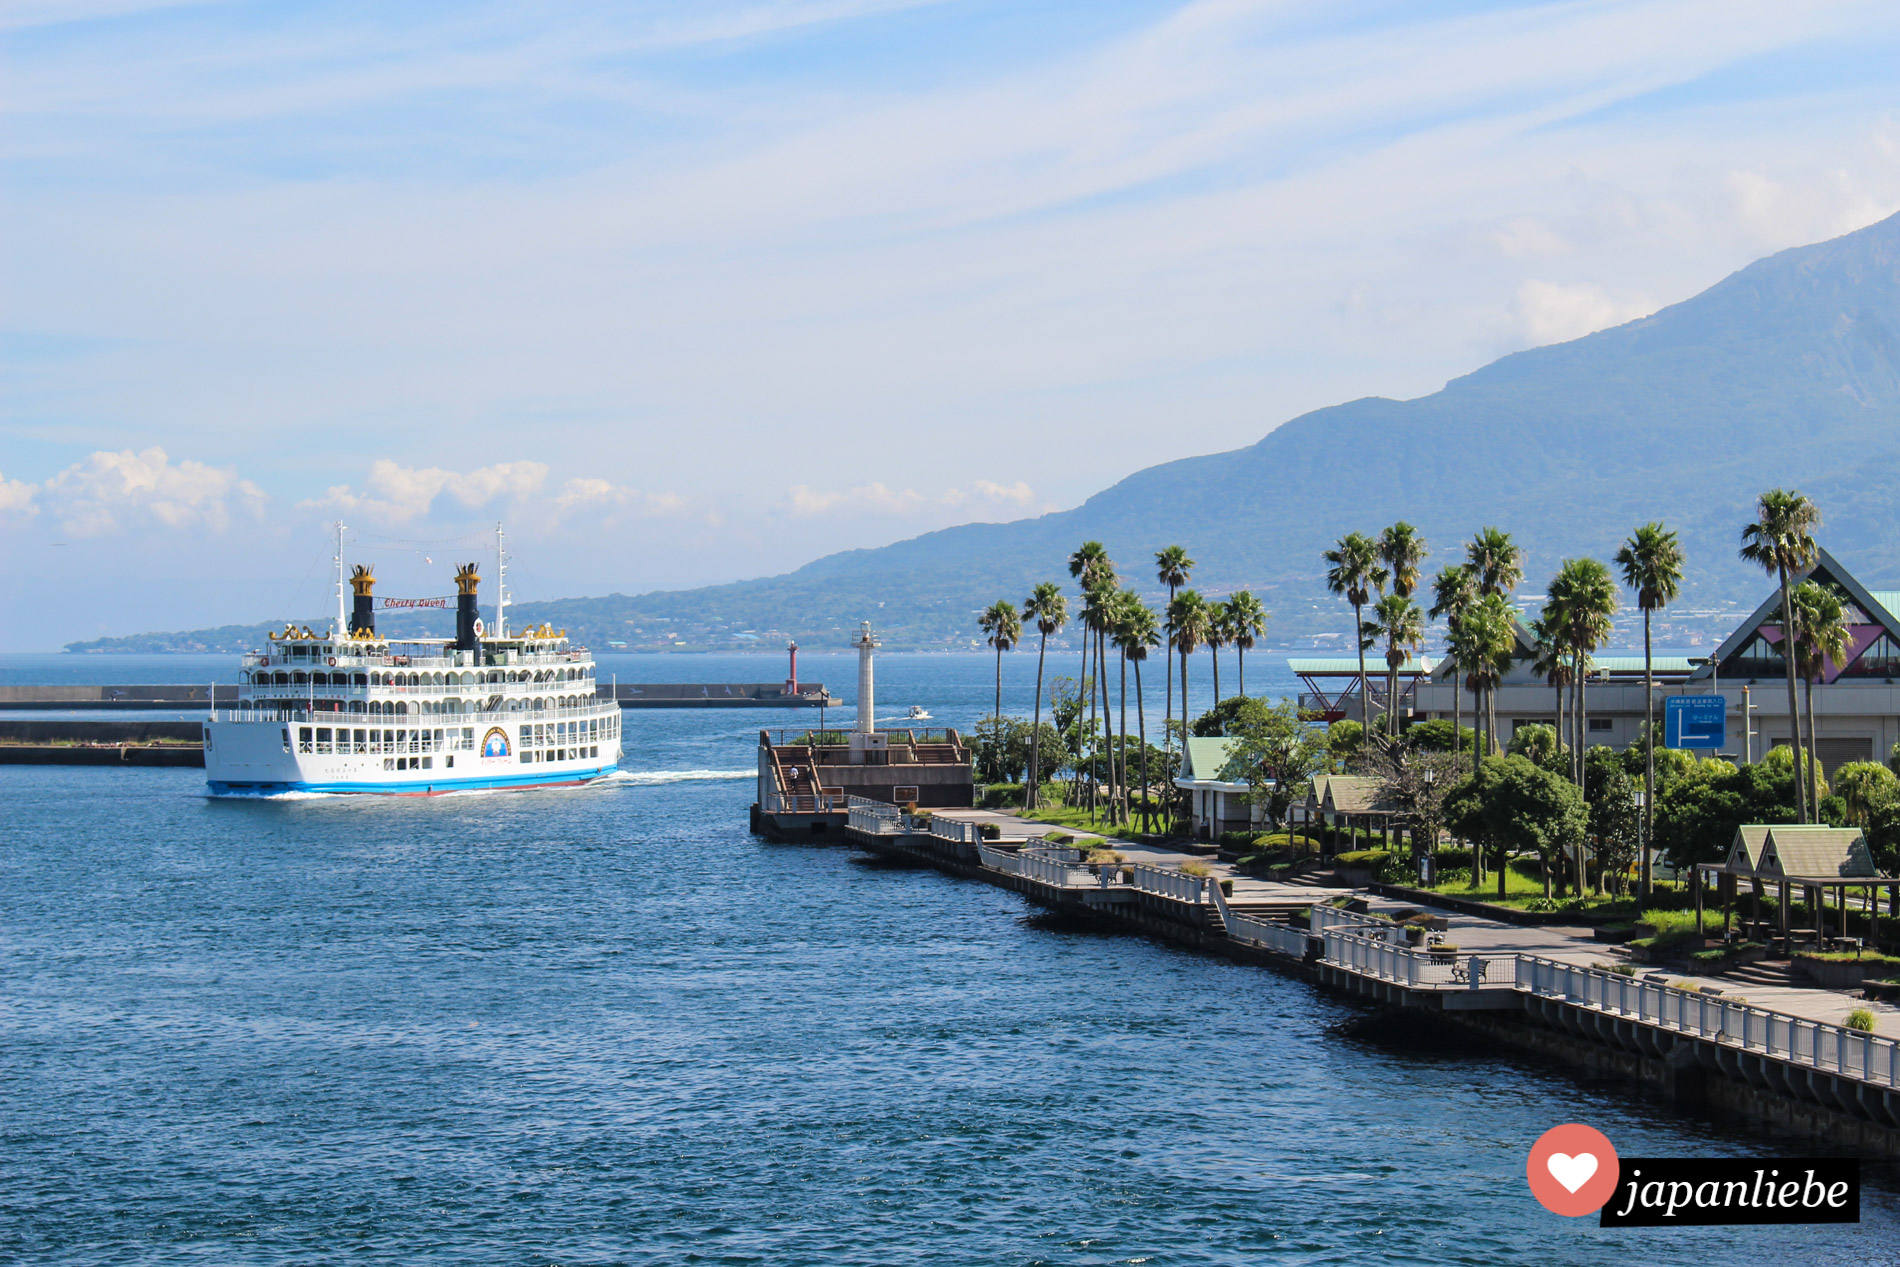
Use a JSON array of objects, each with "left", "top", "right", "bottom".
[
  {"left": 281, "top": 728, "right": 291, "bottom": 753},
  {"left": 421, "top": 756, "right": 432, "bottom": 769},
  {"left": 353, "top": 729, "right": 366, "bottom": 752},
  {"left": 446, "top": 755, "right": 453, "bottom": 768},
  {"left": 298, "top": 726, "right": 313, "bottom": 753},
  {"left": 354, "top": 673, "right": 368, "bottom": 687},
  {"left": 315, "top": 728, "right": 332, "bottom": 753},
  {"left": 462, "top": 727, "right": 473, "bottom": 749},
  {"left": 397, "top": 757, "right": 407, "bottom": 770}
]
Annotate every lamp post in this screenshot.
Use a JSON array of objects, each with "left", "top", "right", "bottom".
[{"left": 1417, "top": 764, "right": 1438, "bottom": 884}]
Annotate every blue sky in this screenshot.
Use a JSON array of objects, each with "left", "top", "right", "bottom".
[{"left": 4, "top": 0, "right": 1900, "bottom": 649}]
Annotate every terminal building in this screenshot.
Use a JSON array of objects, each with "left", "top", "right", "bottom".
[{"left": 1401, "top": 547, "right": 1900, "bottom": 778}]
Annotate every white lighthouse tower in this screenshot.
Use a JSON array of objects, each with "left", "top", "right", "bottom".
[{"left": 850, "top": 621, "right": 887, "bottom": 763}]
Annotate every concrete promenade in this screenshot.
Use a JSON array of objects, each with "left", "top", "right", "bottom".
[{"left": 926, "top": 808, "right": 1900, "bottom": 1033}]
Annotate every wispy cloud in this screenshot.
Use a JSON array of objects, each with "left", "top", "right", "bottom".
[{"left": 21, "top": 447, "right": 267, "bottom": 537}]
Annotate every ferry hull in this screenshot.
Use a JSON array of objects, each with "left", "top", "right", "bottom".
[{"left": 207, "top": 765, "right": 618, "bottom": 796}]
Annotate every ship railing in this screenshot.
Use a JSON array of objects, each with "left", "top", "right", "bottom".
[
  {"left": 1514, "top": 955, "right": 1900, "bottom": 1088},
  {"left": 242, "top": 681, "right": 599, "bottom": 698},
  {"left": 210, "top": 701, "right": 621, "bottom": 725},
  {"left": 1127, "top": 863, "right": 1207, "bottom": 904},
  {"left": 1209, "top": 876, "right": 1310, "bottom": 957},
  {"left": 243, "top": 649, "right": 589, "bottom": 670}
]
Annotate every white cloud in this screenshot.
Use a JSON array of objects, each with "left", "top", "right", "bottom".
[
  {"left": 35, "top": 447, "right": 265, "bottom": 537},
  {"left": 1512, "top": 280, "right": 1656, "bottom": 346},
  {"left": 788, "top": 478, "right": 1038, "bottom": 518},
  {"left": 0, "top": 471, "right": 39, "bottom": 517},
  {"left": 302, "top": 459, "right": 549, "bottom": 522},
  {"left": 552, "top": 477, "right": 687, "bottom": 518}
]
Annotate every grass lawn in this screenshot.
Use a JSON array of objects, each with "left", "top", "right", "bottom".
[{"left": 1016, "top": 805, "right": 1182, "bottom": 839}]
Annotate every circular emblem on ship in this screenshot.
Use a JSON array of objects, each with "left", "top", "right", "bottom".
[
  {"left": 481, "top": 726, "right": 511, "bottom": 759},
  {"left": 473, "top": 617, "right": 485, "bottom": 637}
]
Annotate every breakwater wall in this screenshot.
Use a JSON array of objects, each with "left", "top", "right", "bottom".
[
  {"left": 797, "top": 814, "right": 1900, "bottom": 1157},
  {"left": 0, "top": 685, "right": 235, "bottom": 710},
  {"left": 0, "top": 719, "right": 205, "bottom": 766}
]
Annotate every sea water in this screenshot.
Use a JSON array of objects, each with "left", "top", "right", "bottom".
[{"left": 1, "top": 653, "right": 1895, "bottom": 1264}]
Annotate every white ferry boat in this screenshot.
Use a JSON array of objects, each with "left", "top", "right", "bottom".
[{"left": 204, "top": 525, "right": 620, "bottom": 795}]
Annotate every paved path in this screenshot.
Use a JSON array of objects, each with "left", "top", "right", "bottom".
[{"left": 941, "top": 812, "right": 1900, "bottom": 1033}]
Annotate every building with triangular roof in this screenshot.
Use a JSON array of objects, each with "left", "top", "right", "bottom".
[{"left": 1398, "top": 545, "right": 1900, "bottom": 777}]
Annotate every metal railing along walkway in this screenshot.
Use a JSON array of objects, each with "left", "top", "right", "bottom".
[{"left": 1516, "top": 955, "right": 1900, "bottom": 1089}]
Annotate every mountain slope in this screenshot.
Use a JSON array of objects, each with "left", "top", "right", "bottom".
[{"left": 73, "top": 211, "right": 1900, "bottom": 654}]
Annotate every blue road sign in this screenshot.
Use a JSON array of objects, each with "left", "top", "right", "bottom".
[{"left": 1665, "top": 694, "right": 1726, "bottom": 748}]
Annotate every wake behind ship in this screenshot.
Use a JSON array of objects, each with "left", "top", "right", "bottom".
[{"left": 204, "top": 525, "right": 620, "bottom": 795}]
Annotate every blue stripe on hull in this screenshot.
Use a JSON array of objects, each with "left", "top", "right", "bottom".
[{"left": 208, "top": 765, "right": 619, "bottom": 796}]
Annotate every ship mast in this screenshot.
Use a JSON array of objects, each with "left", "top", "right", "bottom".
[
  {"left": 333, "top": 520, "right": 347, "bottom": 635},
  {"left": 495, "top": 520, "right": 510, "bottom": 639}
]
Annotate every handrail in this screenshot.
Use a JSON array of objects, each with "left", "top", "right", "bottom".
[
  {"left": 1515, "top": 955, "right": 1900, "bottom": 1089},
  {"left": 1210, "top": 875, "right": 1309, "bottom": 957},
  {"left": 976, "top": 843, "right": 1021, "bottom": 874},
  {"left": 1128, "top": 863, "right": 1207, "bottom": 903},
  {"left": 1320, "top": 928, "right": 1515, "bottom": 990}
]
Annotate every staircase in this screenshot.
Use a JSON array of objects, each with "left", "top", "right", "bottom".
[{"left": 1718, "top": 959, "right": 1795, "bottom": 989}]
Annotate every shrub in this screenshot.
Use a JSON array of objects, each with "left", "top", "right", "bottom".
[
  {"left": 1219, "top": 829, "right": 1267, "bottom": 849},
  {"left": 1690, "top": 942, "right": 1763, "bottom": 968},
  {"left": 1432, "top": 847, "right": 1474, "bottom": 870},
  {"left": 1180, "top": 860, "right": 1213, "bottom": 878},
  {"left": 1794, "top": 950, "right": 1900, "bottom": 967},
  {"left": 978, "top": 822, "right": 1001, "bottom": 840},
  {"left": 1045, "top": 832, "right": 1075, "bottom": 845},
  {"left": 1333, "top": 849, "right": 1393, "bottom": 867},
  {"left": 979, "top": 783, "right": 1025, "bottom": 810},
  {"left": 1084, "top": 848, "right": 1124, "bottom": 864},
  {"left": 1219, "top": 879, "right": 1234, "bottom": 897},
  {"left": 1846, "top": 1008, "right": 1878, "bottom": 1033}
]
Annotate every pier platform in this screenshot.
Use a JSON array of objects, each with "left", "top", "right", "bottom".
[{"left": 805, "top": 807, "right": 1900, "bottom": 1156}]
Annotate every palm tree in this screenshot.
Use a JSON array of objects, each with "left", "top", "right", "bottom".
[
  {"left": 1429, "top": 565, "right": 1477, "bottom": 778},
  {"left": 1547, "top": 558, "right": 1617, "bottom": 787},
  {"left": 1466, "top": 527, "right": 1525, "bottom": 598},
  {"left": 1615, "top": 521, "right": 1684, "bottom": 896},
  {"left": 1463, "top": 528, "right": 1524, "bottom": 755},
  {"left": 1740, "top": 490, "right": 1822, "bottom": 822},
  {"left": 1115, "top": 597, "right": 1162, "bottom": 835},
  {"left": 978, "top": 599, "right": 1021, "bottom": 723},
  {"left": 1528, "top": 612, "right": 1570, "bottom": 766},
  {"left": 1079, "top": 574, "right": 1119, "bottom": 820},
  {"left": 1789, "top": 580, "right": 1850, "bottom": 815},
  {"left": 1224, "top": 591, "right": 1267, "bottom": 696},
  {"left": 1069, "top": 542, "right": 1112, "bottom": 811},
  {"left": 1169, "top": 589, "right": 1211, "bottom": 754},
  {"left": 1107, "top": 588, "right": 1148, "bottom": 824},
  {"left": 1378, "top": 522, "right": 1429, "bottom": 599},
  {"left": 1325, "top": 532, "right": 1386, "bottom": 732},
  {"left": 1447, "top": 592, "right": 1517, "bottom": 887},
  {"left": 1021, "top": 582, "right": 1068, "bottom": 810},
  {"left": 1207, "top": 602, "right": 1230, "bottom": 709},
  {"left": 1155, "top": 545, "right": 1194, "bottom": 772},
  {"left": 1364, "top": 594, "right": 1425, "bottom": 738}
]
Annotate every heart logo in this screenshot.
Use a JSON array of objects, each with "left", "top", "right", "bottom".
[{"left": 1547, "top": 1151, "right": 1598, "bottom": 1193}]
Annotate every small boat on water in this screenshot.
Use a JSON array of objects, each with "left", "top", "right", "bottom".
[
  {"left": 203, "top": 523, "right": 621, "bottom": 795},
  {"left": 906, "top": 705, "right": 932, "bottom": 721}
]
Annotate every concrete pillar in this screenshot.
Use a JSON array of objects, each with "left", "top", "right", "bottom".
[{"left": 855, "top": 622, "right": 878, "bottom": 735}]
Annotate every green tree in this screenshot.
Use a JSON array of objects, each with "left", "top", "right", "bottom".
[
  {"left": 1788, "top": 579, "right": 1850, "bottom": 816},
  {"left": 1154, "top": 545, "right": 1194, "bottom": 774},
  {"left": 1207, "top": 600, "right": 1231, "bottom": 709},
  {"left": 1615, "top": 521, "right": 1684, "bottom": 896},
  {"left": 1739, "top": 489, "right": 1821, "bottom": 822},
  {"left": 1325, "top": 531, "right": 1386, "bottom": 733},
  {"left": 1528, "top": 612, "right": 1572, "bottom": 772},
  {"left": 1405, "top": 717, "right": 1476, "bottom": 754},
  {"left": 1362, "top": 593, "right": 1425, "bottom": 738},
  {"left": 1585, "top": 747, "right": 1642, "bottom": 896},
  {"left": 1378, "top": 521, "right": 1429, "bottom": 600},
  {"left": 1507, "top": 722, "right": 1565, "bottom": 773},
  {"left": 978, "top": 599, "right": 1020, "bottom": 722},
  {"left": 1545, "top": 557, "right": 1618, "bottom": 787},
  {"left": 1444, "top": 754, "right": 1587, "bottom": 899},
  {"left": 1326, "top": 718, "right": 1365, "bottom": 767},
  {"left": 1463, "top": 528, "right": 1524, "bottom": 752},
  {"left": 1169, "top": 589, "right": 1212, "bottom": 762},
  {"left": 1193, "top": 693, "right": 1276, "bottom": 737},
  {"left": 1113, "top": 595, "right": 1162, "bottom": 833},
  {"left": 1218, "top": 698, "right": 1329, "bottom": 834},
  {"left": 1069, "top": 542, "right": 1112, "bottom": 813},
  {"left": 1429, "top": 564, "right": 1478, "bottom": 779},
  {"left": 1021, "top": 582, "right": 1068, "bottom": 809},
  {"left": 1655, "top": 751, "right": 1802, "bottom": 869},
  {"left": 1832, "top": 761, "right": 1897, "bottom": 826},
  {"left": 1224, "top": 591, "right": 1267, "bottom": 697}
]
